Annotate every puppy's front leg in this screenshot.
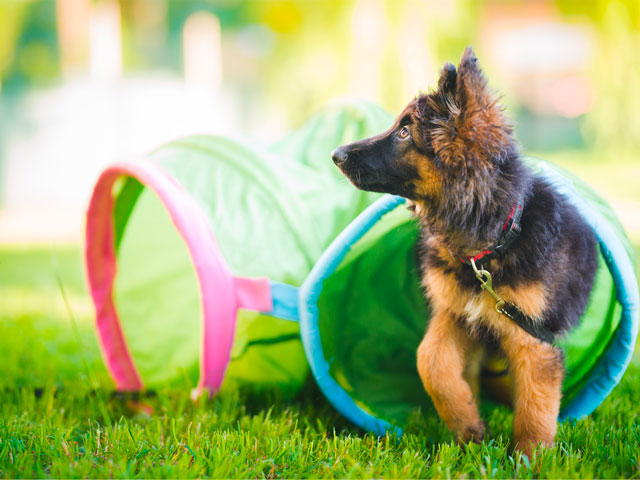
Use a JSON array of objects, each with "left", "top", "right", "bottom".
[
  {"left": 501, "top": 330, "right": 564, "bottom": 457},
  {"left": 417, "top": 309, "right": 484, "bottom": 443}
]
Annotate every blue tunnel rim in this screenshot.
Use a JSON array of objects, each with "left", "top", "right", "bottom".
[{"left": 298, "top": 167, "right": 639, "bottom": 436}]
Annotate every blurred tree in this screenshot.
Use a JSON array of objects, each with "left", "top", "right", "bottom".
[
  {"left": 120, "top": 0, "right": 169, "bottom": 71},
  {"left": 557, "top": 0, "right": 640, "bottom": 151},
  {"left": 240, "top": 0, "right": 483, "bottom": 126},
  {"left": 0, "top": 3, "right": 29, "bottom": 93},
  {"left": 243, "top": 0, "right": 353, "bottom": 126},
  {"left": 0, "top": 1, "right": 59, "bottom": 92},
  {"left": 427, "top": 0, "right": 482, "bottom": 70}
]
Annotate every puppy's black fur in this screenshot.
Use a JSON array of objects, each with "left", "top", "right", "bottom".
[
  {"left": 333, "top": 51, "right": 597, "bottom": 337},
  {"left": 332, "top": 47, "right": 598, "bottom": 454}
]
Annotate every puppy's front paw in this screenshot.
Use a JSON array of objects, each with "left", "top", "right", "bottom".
[
  {"left": 514, "top": 435, "right": 553, "bottom": 459},
  {"left": 459, "top": 419, "right": 485, "bottom": 444}
]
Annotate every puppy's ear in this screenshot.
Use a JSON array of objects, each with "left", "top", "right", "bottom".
[
  {"left": 456, "top": 47, "right": 493, "bottom": 111},
  {"left": 430, "top": 48, "right": 513, "bottom": 165},
  {"left": 437, "top": 62, "right": 457, "bottom": 96}
]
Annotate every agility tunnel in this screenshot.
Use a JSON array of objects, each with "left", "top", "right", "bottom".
[
  {"left": 86, "top": 104, "right": 638, "bottom": 435},
  {"left": 297, "top": 158, "right": 639, "bottom": 434},
  {"left": 85, "top": 101, "right": 391, "bottom": 396}
]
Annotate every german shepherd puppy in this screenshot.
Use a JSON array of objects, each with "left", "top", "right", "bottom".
[{"left": 332, "top": 48, "right": 597, "bottom": 456}]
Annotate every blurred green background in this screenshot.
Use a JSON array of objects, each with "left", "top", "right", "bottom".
[{"left": 0, "top": 0, "right": 639, "bottom": 245}]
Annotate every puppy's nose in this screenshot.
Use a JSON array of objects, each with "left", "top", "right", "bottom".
[{"left": 331, "top": 147, "right": 348, "bottom": 166}]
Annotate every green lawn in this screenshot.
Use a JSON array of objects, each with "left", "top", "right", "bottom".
[{"left": 1, "top": 242, "right": 639, "bottom": 478}]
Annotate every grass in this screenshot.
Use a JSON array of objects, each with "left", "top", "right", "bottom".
[{"left": 1, "top": 243, "right": 639, "bottom": 478}]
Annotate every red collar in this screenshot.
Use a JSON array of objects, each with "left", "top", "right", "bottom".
[{"left": 460, "top": 203, "right": 523, "bottom": 265}]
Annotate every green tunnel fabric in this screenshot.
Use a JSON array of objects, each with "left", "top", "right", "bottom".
[
  {"left": 315, "top": 158, "right": 631, "bottom": 427},
  {"left": 111, "top": 101, "right": 393, "bottom": 390}
]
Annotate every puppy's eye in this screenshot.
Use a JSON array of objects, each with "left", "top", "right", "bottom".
[{"left": 398, "top": 126, "right": 410, "bottom": 139}]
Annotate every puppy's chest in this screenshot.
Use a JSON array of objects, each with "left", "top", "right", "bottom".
[
  {"left": 421, "top": 263, "right": 549, "bottom": 330},
  {"left": 422, "top": 267, "right": 488, "bottom": 322}
]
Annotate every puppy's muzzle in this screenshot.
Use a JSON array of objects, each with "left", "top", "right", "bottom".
[{"left": 331, "top": 147, "right": 349, "bottom": 167}]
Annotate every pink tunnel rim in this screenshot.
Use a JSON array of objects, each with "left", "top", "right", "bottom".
[{"left": 85, "top": 161, "right": 273, "bottom": 394}]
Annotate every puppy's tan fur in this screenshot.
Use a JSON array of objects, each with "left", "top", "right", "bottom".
[
  {"left": 333, "top": 47, "right": 598, "bottom": 458},
  {"left": 420, "top": 266, "right": 563, "bottom": 454}
]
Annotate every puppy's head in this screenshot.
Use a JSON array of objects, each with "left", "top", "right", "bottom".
[{"left": 332, "top": 48, "right": 514, "bottom": 204}]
